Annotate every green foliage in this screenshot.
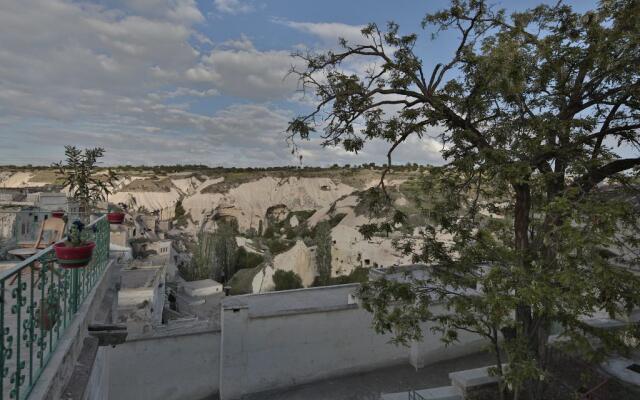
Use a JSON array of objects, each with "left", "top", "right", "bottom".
[
  {"left": 174, "top": 199, "right": 188, "bottom": 228},
  {"left": 65, "top": 220, "right": 91, "bottom": 247},
  {"left": 314, "top": 222, "right": 332, "bottom": 285},
  {"left": 180, "top": 231, "right": 215, "bottom": 281},
  {"left": 181, "top": 221, "right": 239, "bottom": 282},
  {"left": 314, "top": 267, "right": 369, "bottom": 286},
  {"left": 263, "top": 225, "right": 275, "bottom": 239},
  {"left": 328, "top": 213, "right": 346, "bottom": 228},
  {"left": 273, "top": 270, "right": 303, "bottom": 291},
  {"left": 264, "top": 238, "right": 294, "bottom": 255},
  {"left": 53, "top": 146, "right": 118, "bottom": 213},
  {"left": 174, "top": 200, "right": 186, "bottom": 219},
  {"left": 227, "top": 267, "right": 260, "bottom": 295},
  {"left": 288, "top": 1, "right": 640, "bottom": 398},
  {"left": 235, "top": 247, "right": 264, "bottom": 271},
  {"left": 212, "top": 221, "right": 239, "bottom": 281}
]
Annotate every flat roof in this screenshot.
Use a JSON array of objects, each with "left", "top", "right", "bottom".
[
  {"left": 120, "top": 267, "right": 163, "bottom": 289},
  {"left": 222, "top": 284, "right": 359, "bottom": 316}
]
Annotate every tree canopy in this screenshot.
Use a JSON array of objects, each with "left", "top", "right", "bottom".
[{"left": 287, "top": 1, "right": 640, "bottom": 398}]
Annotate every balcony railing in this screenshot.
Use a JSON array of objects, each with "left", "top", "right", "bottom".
[
  {"left": 0, "top": 215, "right": 110, "bottom": 400},
  {"left": 0, "top": 210, "right": 84, "bottom": 245},
  {"left": 408, "top": 390, "right": 427, "bottom": 400}
]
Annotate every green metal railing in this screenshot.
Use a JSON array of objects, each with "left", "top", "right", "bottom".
[
  {"left": 0, "top": 216, "right": 110, "bottom": 400},
  {"left": 408, "top": 390, "right": 427, "bottom": 400}
]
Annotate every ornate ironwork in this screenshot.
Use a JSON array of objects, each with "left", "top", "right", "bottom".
[{"left": 0, "top": 215, "right": 110, "bottom": 399}]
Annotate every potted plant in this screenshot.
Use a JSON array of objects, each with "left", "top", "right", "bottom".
[
  {"left": 54, "top": 221, "right": 95, "bottom": 268},
  {"left": 54, "top": 145, "right": 118, "bottom": 222},
  {"left": 107, "top": 203, "right": 127, "bottom": 224}
]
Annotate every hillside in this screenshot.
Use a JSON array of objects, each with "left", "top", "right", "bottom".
[{"left": 0, "top": 165, "right": 431, "bottom": 291}]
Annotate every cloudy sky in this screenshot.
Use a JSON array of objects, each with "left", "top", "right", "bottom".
[{"left": 0, "top": 0, "right": 597, "bottom": 167}]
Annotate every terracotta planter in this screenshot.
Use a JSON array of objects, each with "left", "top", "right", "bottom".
[
  {"left": 51, "top": 210, "right": 65, "bottom": 219},
  {"left": 54, "top": 242, "right": 95, "bottom": 268},
  {"left": 107, "top": 212, "right": 125, "bottom": 224}
]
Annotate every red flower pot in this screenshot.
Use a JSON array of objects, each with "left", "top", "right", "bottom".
[
  {"left": 107, "top": 212, "right": 125, "bottom": 224},
  {"left": 54, "top": 242, "right": 95, "bottom": 268},
  {"left": 51, "top": 210, "right": 65, "bottom": 219}
]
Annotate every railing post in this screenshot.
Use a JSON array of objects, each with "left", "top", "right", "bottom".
[{"left": 70, "top": 270, "right": 80, "bottom": 315}]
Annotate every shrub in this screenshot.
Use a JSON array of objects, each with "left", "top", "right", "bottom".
[
  {"left": 273, "top": 270, "right": 303, "bottom": 291},
  {"left": 235, "top": 247, "right": 264, "bottom": 270}
]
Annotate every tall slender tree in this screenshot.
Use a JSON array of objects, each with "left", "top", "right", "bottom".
[
  {"left": 287, "top": 1, "right": 640, "bottom": 398},
  {"left": 211, "top": 220, "right": 239, "bottom": 282},
  {"left": 315, "top": 221, "right": 333, "bottom": 285}
]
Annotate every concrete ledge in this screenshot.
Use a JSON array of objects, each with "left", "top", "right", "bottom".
[
  {"left": 449, "top": 364, "right": 504, "bottom": 393},
  {"left": 382, "top": 386, "right": 462, "bottom": 400},
  {"left": 125, "top": 324, "right": 220, "bottom": 342},
  {"left": 60, "top": 337, "right": 99, "bottom": 400},
  {"left": 249, "top": 303, "right": 358, "bottom": 319},
  {"left": 28, "top": 259, "right": 116, "bottom": 400}
]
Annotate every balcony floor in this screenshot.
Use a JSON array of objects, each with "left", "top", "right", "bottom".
[{"left": 242, "top": 351, "right": 494, "bottom": 400}]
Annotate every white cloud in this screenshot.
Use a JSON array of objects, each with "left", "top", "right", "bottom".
[
  {"left": 0, "top": 1, "right": 445, "bottom": 167},
  {"left": 273, "top": 19, "right": 366, "bottom": 45},
  {"left": 109, "top": 0, "right": 204, "bottom": 23},
  {"left": 221, "top": 34, "right": 256, "bottom": 51},
  {"left": 188, "top": 40, "right": 303, "bottom": 100},
  {"left": 214, "top": 0, "right": 254, "bottom": 15},
  {"left": 0, "top": 1, "right": 298, "bottom": 123}
]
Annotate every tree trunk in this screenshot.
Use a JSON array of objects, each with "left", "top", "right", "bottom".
[{"left": 513, "top": 183, "right": 542, "bottom": 400}]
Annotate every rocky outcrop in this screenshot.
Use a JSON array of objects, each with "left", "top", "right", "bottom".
[{"left": 251, "top": 240, "right": 316, "bottom": 293}]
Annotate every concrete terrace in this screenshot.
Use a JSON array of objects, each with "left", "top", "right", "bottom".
[{"left": 243, "top": 351, "right": 495, "bottom": 400}]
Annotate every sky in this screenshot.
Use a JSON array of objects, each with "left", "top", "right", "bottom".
[{"left": 0, "top": 0, "right": 599, "bottom": 167}]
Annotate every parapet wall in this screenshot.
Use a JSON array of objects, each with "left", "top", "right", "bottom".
[
  {"left": 108, "top": 327, "right": 221, "bottom": 400},
  {"left": 219, "top": 284, "right": 485, "bottom": 399}
]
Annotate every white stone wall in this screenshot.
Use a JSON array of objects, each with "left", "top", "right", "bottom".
[
  {"left": 108, "top": 329, "right": 221, "bottom": 400},
  {"left": 219, "top": 285, "right": 486, "bottom": 399}
]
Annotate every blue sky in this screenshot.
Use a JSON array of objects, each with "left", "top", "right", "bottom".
[{"left": 0, "top": 0, "right": 600, "bottom": 166}]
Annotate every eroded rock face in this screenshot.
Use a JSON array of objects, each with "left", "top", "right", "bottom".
[
  {"left": 251, "top": 240, "right": 316, "bottom": 293},
  {"left": 183, "top": 176, "right": 355, "bottom": 232},
  {"left": 330, "top": 224, "right": 413, "bottom": 276},
  {"left": 265, "top": 204, "right": 288, "bottom": 224}
]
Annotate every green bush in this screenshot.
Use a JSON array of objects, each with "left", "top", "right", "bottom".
[
  {"left": 265, "top": 238, "right": 294, "bottom": 255},
  {"left": 312, "top": 267, "right": 369, "bottom": 287},
  {"left": 273, "top": 270, "right": 303, "bottom": 291},
  {"left": 235, "top": 247, "right": 264, "bottom": 270}
]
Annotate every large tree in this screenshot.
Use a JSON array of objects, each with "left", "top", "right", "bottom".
[{"left": 287, "top": 1, "right": 640, "bottom": 398}]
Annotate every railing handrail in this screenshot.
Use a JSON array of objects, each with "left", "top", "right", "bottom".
[
  {"left": 0, "top": 215, "right": 107, "bottom": 281},
  {"left": 408, "top": 390, "right": 427, "bottom": 400}
]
